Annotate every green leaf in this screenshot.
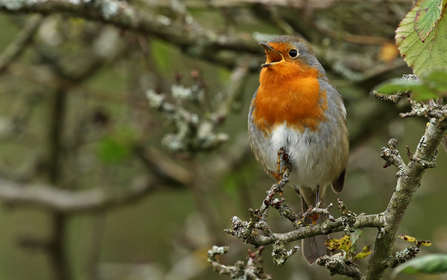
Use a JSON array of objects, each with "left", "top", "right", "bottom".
[
  {"left": 374, "top": 77, "right": 439, "bottom": 101},
  {"left": 391, "top": 254, "right": 447, "bottom": 279},
  {"left": 97, "top": 137, "right": 131, "bottom": 164},
  {"left": 411, "top": 86, "right": 439, "bottom": 101},
  {"left": 350, "top": 229, "right": 362, "bottom": 246},
  {"left": 97, "top": 126, "right": 137, "bottom": 164},
  {"left": 347, "top": 229, "right": 362, "bottom": 256},
  {"left": 151, "top": 39, "right": 174, "bottom": 74},
  {"left": 414, "top": 0, "right": 444, "bottom": 42},
  {"left": 325, "top": 238, "right": 341, "bottom": 251},
  {"left": 396, "top": 0, "right": 447, "bottom": 76},
  {"left": 423, "top": 70, "right": 447, "bottom": 92},
  {"left": 354, "top": 245, "right": 372, "bottom": 260},
  {"left": 374, "top": 78, "right": 422, "bottom": 94}
]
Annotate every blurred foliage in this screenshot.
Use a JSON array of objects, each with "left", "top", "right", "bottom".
[
  {"left": 391, "top": 254, "right": 447, "bottom": 279},
  {"left": 97, "top": 127, "right": 136, "bottom": 164},
  {"left": 0, "top": 1, "right": 447, "bottom": 280},
  {"left": 375, "top": 70, "right": 447, "bottom": 101}
]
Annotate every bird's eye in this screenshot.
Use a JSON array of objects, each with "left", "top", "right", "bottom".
[{"left": 289, "top": 49, "right": 298, "bottom": 58}]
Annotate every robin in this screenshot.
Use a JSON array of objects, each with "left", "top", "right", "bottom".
[{"left": 248, "top": 35, "right": 349, "bottom": 265}]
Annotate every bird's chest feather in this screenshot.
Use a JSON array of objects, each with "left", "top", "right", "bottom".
[
  {"left": 251, "top": 71, "right": 328, "bottom": 135},
  {"left": 249, "top": 71, "right": 333, "bottom": 187},
  {"left": 252, "top": 122, "right": 332, "bottom": 188}
]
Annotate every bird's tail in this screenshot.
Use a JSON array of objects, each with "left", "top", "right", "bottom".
[{"left": 300, "top": 191, "right": 331, "bottom": 265}]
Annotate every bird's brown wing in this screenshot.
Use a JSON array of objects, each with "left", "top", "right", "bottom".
[{"left": 331, "top": 169, "right": 346, "bottom": 194}]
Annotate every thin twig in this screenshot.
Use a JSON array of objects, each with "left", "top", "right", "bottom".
[
  {"left": 370, "top": 90, "right": 405, "bottom": 103},
  {"left": 211, "top": 62, "right": 250, "bottom": 124},
  {"left": 0, "top": 14, "right": 43, "bottom": 73}
]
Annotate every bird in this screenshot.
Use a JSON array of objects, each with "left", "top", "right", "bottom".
[{"left": 248, "top": 35, "right": 349, "bottom": 265}]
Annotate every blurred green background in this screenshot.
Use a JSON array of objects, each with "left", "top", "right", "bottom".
[{"left": 0, "top": 1, "right": 447, "bottom": 280}]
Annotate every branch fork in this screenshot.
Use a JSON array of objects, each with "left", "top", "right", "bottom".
[
  {"left": 381, "top": 138, "right": 406, "bottom": 175},
  {"left": 208, "top": 246, "right": 273, "bottom": 280}
]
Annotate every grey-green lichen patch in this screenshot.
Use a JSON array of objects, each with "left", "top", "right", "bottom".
[
  {"left": 0, "top": 0, "right": 121, "bottom": 20},
  {"left": 146, "top": 84, "right": 228, "bottom": 155},
  {"left": 0, "top": 0, "right": 47, "bottom": 10},
  {"left": 99, "top": 0, "right": 119, "bottom": 20}
]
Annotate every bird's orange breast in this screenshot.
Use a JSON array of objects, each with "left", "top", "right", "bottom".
[{"left": 252, "top": 65, "right": 327, "bottom": 134}]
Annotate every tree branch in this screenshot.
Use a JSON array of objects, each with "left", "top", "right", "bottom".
[
  {"left": 0, "top": 0, "right": 259, "bottom": 54},
  {"left": 0, "top": 14, "right": 43, "bottom": 73},
  {"left": 0, "top": 0, "right": 408, "bottom": 81},
  {"left": 0, "top": 178, "right": 157, "bottom": 213},
  {"left": 208, "top": 246, "right": 272, "bottom": 280},
  {"left": 317, "top": 255, "right": 362, "bottom": 280},
  {"left": 363, "top": 102, "right": 447, "bottom": 279},
  {"left": 225, "top": 169, "right": 385, "bottom": 249},
  {"left": 135, "top": 145, "right": 194, "bottom": 187}
]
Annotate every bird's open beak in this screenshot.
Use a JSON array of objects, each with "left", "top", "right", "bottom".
[{"left": 260, "top": 42, "right": 284, "bottom": 67}]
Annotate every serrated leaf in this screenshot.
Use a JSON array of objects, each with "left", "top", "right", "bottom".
[
  {"left": 391, "top": 254, "right": 447, "bottom": 279},
  {"left": 396, "top": 1, "right": 447, "bottom": 76},
  {"left": 414, "top": 0, "right": 444, "bottom": 42}
]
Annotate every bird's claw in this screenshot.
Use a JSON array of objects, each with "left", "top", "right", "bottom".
[{"left": 268, "top": 148, "right": 290, "bottom": 183}]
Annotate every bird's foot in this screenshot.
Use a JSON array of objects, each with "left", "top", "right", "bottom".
[
  {"left": 310, "top": 213, "right": 320, "bottom": 225},
  {"left": 267, "top": 148, "right": 290, "bottom": 185},
  {"left": 305, "top": 205, "right": 320, "bottom": 225},
  {"left": 301, "top": 203, "right": 336, "bottom": 225}
]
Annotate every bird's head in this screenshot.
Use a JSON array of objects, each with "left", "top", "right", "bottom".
[{"left": 259, "top": 35, "right": 322, "bottom": 77}]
